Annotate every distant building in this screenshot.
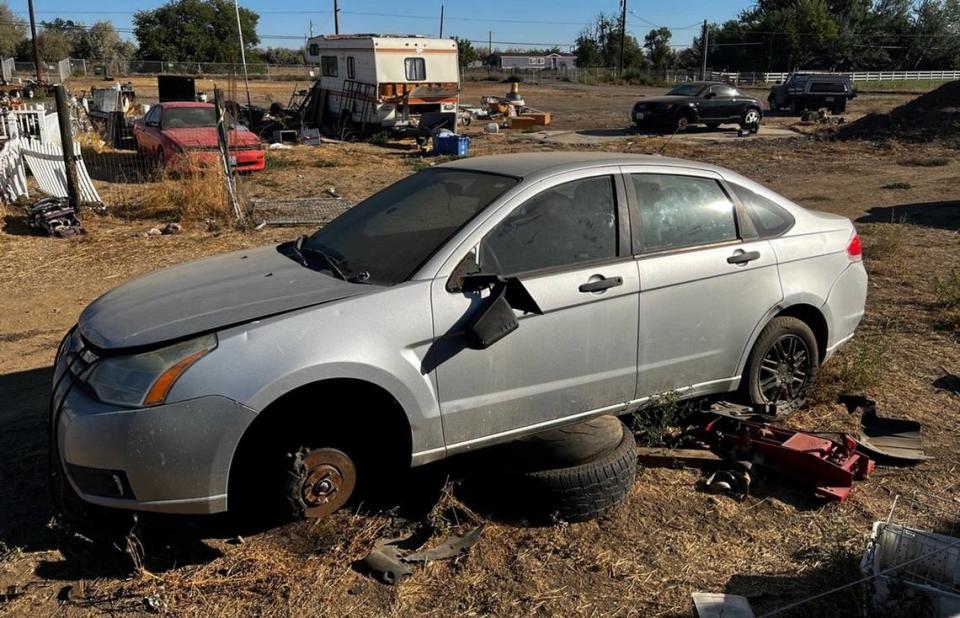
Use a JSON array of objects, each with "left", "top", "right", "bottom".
[{"left": 492, "top": 52, "right": 577, "bottom": 71}]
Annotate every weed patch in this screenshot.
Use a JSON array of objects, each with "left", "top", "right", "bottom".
[
  {"left": 881, "top": 182, "right": 912, "bottom": 190},
  {"left": 863, "top": 224, "right": 906, "bottom": 261},
  {"left": 629, "top": 391, "right": 701, "bottom": 447},
  {"left": 265, "top": 154, "right": 296, "bottom": 170},
  {"left": 897, "top": 157, "right": 950, "bottom": 167},
  {"left": 935, "top": 270, "right": 960, "bottom": 308},
  {"left": 828, "top": 324, "right": 895, "bottom": 393}
]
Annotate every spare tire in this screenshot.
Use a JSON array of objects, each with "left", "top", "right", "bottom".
[
  {"left": 498, "top": 419, "right": 637, "bottom": 523},
  {"left": 498, "top": 415, "right": 626, "bottom": 468}
]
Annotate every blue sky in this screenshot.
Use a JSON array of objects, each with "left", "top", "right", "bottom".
[{"left": 11, "top": 0, "right": 754, "bottom": 50}]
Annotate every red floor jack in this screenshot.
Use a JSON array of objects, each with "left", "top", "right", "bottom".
[{"left": 705, "top": 416, "right": 875, "bottom": 502}]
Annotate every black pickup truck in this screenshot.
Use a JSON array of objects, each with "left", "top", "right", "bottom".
[{"left": 767, "top": 73, "right": 857, "bottom": 114}]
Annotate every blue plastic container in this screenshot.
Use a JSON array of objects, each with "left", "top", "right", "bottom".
[{"left": 433, "top": 133, "right": 470, "bottom": 157}]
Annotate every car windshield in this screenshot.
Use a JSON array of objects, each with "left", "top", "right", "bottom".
[
  {"left": 162, "top": 107, "right": 217, "bottom": 129},
  {"left": 666, "top": 84, "right": 706, "bottom": 97},
  {"left": 302, "top": 169, "right": 518, "bottom": 285}
]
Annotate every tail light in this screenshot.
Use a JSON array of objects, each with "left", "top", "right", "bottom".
[{"left": 847, "top": 231, "right": 863, "bottom": 261}]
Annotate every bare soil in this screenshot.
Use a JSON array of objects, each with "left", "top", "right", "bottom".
[{"left": 1, "top": 81, "right": 958, "bottom": 617}]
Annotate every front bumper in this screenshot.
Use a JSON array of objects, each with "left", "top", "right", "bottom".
[
  {"left": 51, "top": 352, "right": 258, "bottom": 514},
  {"left": 169, "top": 148, "right": 266, "bottom": 172}
]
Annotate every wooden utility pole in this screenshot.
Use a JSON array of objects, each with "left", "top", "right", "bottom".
[
  {"left": 53, "top": 85, "right": 80, "bottom": 210},
  {"left": 439, "top": 4, "right": 444, "bottom": 38},
  {"left": 333, "top": 0, "right": 340, "bottom": 34},
  {"left": 700, "top": 20, "right": 709, "bottom": 80},
  {"left": 27, "top": 0, "right": 42, "bottom": 83},
  {"left": 618, "top": 0, "right": 627, "bottom": 77}
]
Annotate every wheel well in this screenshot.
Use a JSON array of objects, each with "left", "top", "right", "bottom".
[
  {"left": 227, "top": 379, "right": 413, "bottom": 510},
  {"left": 776, "top": 304, "right": 828, "bottom": 362}
]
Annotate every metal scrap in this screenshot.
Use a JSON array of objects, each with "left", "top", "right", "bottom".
[
  {"left": 839, "top": 395, "right": 932, "bottom": 463},
  {"left": 360, "top": 524, "right": 485, "bottom": 585},
  {"left": 26, "top": 197, "right": 85, "bottom": 237},
  {"left": 692, "top": 592, "right": 755, "bottom": 618}
]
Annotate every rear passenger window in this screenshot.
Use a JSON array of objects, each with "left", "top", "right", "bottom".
[
  {"left": 630, "top": 174, "right": 738, "bottom": 252},
  {"left": 729, "top": 183, "right": 794, "bottom": 238},
  {"left": 480, "top": 176, "right": 618, "bottom": 275}
]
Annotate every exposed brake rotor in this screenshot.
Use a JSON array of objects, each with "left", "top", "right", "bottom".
[{"left": 288, "top": 447, "right": 357, "bottom": 518}]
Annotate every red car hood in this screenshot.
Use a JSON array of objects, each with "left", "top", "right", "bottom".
[{"left": 162, "top": 127, "right": 262, "bottom": 149}]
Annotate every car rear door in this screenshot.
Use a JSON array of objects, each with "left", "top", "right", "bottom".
[
  {"left": 430, "top": 169, "right": 640, "bottom": 452},
  {"left": 622, "top": 166, "right": 783, "bottom": 399}
]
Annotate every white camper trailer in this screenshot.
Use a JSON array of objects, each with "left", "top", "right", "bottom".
[{"left": 304, "top": 34, "right": 460, "bottom": 137}]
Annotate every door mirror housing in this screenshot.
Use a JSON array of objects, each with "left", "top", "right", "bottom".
[
  {"left": 146, "top": 120, "right": 159, "bottom": 127},
  {"left": 459, "top": 274, "right": 543, "bottom": 350},
  {"left": 703, "top": 92, "right": 716, "bottom": 99}
]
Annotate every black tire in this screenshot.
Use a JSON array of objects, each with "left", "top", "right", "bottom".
[
  {"left": 501, "top": 415, "right": 625, "bottom": 467},
  {"left": 740, "top": 107, "right": 762, "bottom": 130},
  {"left": 791, "top": 100, "right": 803, "bottom": 114},
  {"left": 743, "top": 316, "right": 819, "bottom": 417},
  {"left": 768, "top": 98, "right": 780, "bottom": 112},
  {"left": 505, "top": 422, "right": 637, "bottom": 523},
  {"left": 831, "top": 100, "right": 847, "bottom": 114}
]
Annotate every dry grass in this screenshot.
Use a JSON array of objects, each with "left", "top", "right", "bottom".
[{"left": 115, "top": 160, "right": 234, "bottom": 222}]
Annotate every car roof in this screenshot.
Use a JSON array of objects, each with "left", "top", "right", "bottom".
[
  {"left": 437, "top": 152, "right": 729, "bottom": 180},
  {"left": 157, "top": 101, "right": 214, "bottom": 108}
]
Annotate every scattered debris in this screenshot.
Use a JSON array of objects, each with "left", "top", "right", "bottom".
[
  {"left": 26, "top": 197, "right": 85, "bottom": 237},
  {"left": 692, "top": 592, "right": 755, "bottom": 618},
  {"left": 840, "top": 395, "right": 932, "bottom": 462},
  {"left": 705, "top": 462, "right": 752, "bottom": 499},
  {"left": 360, "top": 525, "right": 484, "bottom": 585}
]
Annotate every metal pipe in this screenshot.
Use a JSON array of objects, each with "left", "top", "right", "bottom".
[
  {"left": 53, "top": 84, "right": 80, "bottom": 210},
  {"left": 233, "top": 0, "right": 253, "bottom": 120},
  {"left": 333, "top": 0, "right": 340, "bottom": 35},
  {"left": 439, "top": 4, "right": 444, "bottom": 38}
]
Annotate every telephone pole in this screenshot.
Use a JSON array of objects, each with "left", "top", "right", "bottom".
[
  {"left": 618, "top": 0, "right": 627, "bottom": 77},
  {"left": 439, "top": 4, "right": 444, "bottom": 38},
  {"left": 333, "top": 0, "right": 340, "bottom": 34},
  {"left": 27, "top": 0, "right": 42, "bottom": 83},
  {"left": 700, "top": 20, "right": 709, "bottom": 80}
]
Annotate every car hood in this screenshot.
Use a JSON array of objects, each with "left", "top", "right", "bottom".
[{"left": 78, "top": 245, "right": 373, "bottom": 351}]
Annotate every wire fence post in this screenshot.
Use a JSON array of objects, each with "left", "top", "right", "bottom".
[
  {"left": 54, "top": 84, "right": 81, "bottom": 210},
  {"left": 214, "top": 87, "right": 244, "bottom": 225}
]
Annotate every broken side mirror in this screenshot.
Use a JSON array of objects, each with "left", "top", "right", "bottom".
[
  {"left": 464, "top": 285, "right": 518, "bottom": 349},
  {"left": 459, "top": 274, "right": 543, "bottom": 350}
]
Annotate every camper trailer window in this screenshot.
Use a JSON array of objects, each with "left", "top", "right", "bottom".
[
  {"left": 347, "top": 56, "right": 356, "bottom": 79},
  {"left": 405, "top": 57, "right": 426, "bottom": 81},
  {"left": 321, "top": 56, "right": 338, "bottom": 77}
]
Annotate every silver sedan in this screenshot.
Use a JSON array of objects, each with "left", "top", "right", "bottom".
[{"left": 51, "top": 153, "right": 867, "bottom": 517}]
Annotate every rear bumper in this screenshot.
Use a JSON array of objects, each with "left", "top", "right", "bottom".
[{"left": 51, "top": 358, "right": 257, "bottom": 514}]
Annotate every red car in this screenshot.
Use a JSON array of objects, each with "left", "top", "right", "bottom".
[{"left": 133, "top": 101, "right": 265, "bottom": 172}]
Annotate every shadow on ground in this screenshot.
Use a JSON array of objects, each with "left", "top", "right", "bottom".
[{"left": 857, "top": 200, "right": 960, "bottom": 231}]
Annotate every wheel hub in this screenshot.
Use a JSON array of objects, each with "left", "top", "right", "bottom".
[
  {"left": 759, "top": 334, "right": 810, "bottom": 404},
  {"left": 290, "top": 448, "right": 356, "bottom": 518}
]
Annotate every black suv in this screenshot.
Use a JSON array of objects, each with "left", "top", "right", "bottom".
[
  {"left": 631, "top": 82, "right": 764, "bottom": 133},
  {"left": 767, "top": 73, "right": 857, "bottom": 114}
]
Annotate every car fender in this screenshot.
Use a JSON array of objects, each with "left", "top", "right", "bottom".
[{"left": 733, "top": 292, "right": 832, "bottom": 378}]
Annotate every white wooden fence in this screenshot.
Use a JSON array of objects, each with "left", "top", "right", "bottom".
[
  {"left": 707, "top": 69, "right": 960, "bottom": 85},
  {"left": 19, "top": 139, "right": 102, "bottom": 205}
]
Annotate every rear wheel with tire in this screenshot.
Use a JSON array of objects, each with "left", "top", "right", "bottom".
[
  {"left": 743, "top": 316, "right": 819, "bottom": 417},
  {"left": 768, "top": 98, "right": 780, "bottom": 112},
  {"left": 740, "top": 107, "right": 762, "bottom": 130}
]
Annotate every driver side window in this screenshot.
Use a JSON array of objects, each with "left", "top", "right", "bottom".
[
  {"left": 479, "top": 176, "right": 618, "bottom": 275},
  {"left": 145, "top": 106, "right": 161, "bottom": 126}
]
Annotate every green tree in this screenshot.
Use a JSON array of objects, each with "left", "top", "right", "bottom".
[
  {"left": 575, "top": 12, "right": 646, "bottom": 69},
  {"left": 73, "top": 21, "right": 134, "bottom": 61},
  {"left": 0, "top": 1, "right": 26, "bottom": 58},
  {"left": 643, "top": 27, "right": 675, "bottom": 69},
  {"left": 453, "top": 36, "right": 477, "bottom": 67},
  {"left": 256, "top": 46, "right": 305, "bottom": 64},
  {"left": 133, "top": 0, "right": 259, "bottom": 63}
]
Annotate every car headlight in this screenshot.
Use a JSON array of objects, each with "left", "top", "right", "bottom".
[{"left": 86, "top": 334, "right": 217, "bottom": 407}]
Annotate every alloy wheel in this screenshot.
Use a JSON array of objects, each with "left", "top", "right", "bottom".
[{"left": 758, "top": 334, "right": 812, "bottom": 405}]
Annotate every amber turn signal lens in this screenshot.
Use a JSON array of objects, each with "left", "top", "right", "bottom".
[{"left": 143, "top": 349, "right": 209, "bottom": 406}]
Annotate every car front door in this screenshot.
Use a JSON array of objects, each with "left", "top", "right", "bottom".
[
  {"left": 137, "top": 106, "right": 163, "bottom": 155},
  {"left": 697, "top": 86, "right": 726, "bottom": 121},
  {"left": 429, "top": 170, "right": 640, "bottom": 452},
  {"left": 623, "top": 167, "right": 783, "bottom": 399}
]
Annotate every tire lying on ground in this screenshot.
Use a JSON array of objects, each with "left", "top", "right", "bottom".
[{"left": 481, "top": 415, "right": 637, "bottom": 523}]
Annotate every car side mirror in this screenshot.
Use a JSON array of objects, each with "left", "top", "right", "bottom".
[
  {"left": 703, "top": 92, "right": 715, "bottom": 99},
  {"left": 459, "top": 274, "right": 543, "bottom": 350},
  {"left": 146, "top": 120, "right": 159, "bottom": 127}
]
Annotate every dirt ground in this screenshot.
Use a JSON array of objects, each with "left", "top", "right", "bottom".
[{"left": 1, "top": 80, "right": 958, "bottom": 617}]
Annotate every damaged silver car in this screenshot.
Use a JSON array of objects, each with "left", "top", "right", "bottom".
[{"left": 51, "top": 152, "right": 867, "bottom": 517}]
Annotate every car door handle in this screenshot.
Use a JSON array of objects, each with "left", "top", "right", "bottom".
[
  {"left": 727, "top": 250, "right": 761, "bottom": 265},
  {"left": 579, "top": 276, "right": 623, "bottom": 293}
]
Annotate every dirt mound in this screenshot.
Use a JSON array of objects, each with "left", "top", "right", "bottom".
[{"left": 837, "top": 80, "right": 960, "bottom": 145}]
